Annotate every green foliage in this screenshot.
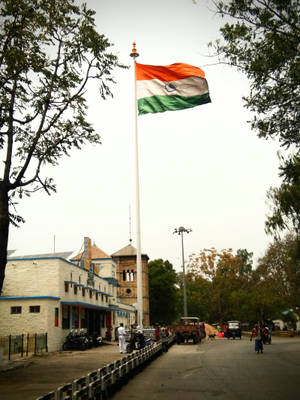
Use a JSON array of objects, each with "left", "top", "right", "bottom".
[
  {"left": 184, "top": 272, "right": 212, "bottom": 322},
  {"left": 148, "top": 259, "right": 179, "bottom": 325},
  {"left": 211, "top": 0, "right": 300, "bottom": 235},
  {"left": 266, "top": 155, "right": 300, "bottom": 235},
  {"left": 149, "top": 240, "right": 299, "bottom": 325},
  {"left": 0, "top": 0, "right": 125, "bottom": 293},
  {"left": 188, "top": 248, "right": 254, "bottom": 322},
  {"left": 0, "top": 0, "right": 124, "bottom": 201},
  {"left": 282, "top": 311, "right": 298, "bottom": 326},
  {"left": 256, "top": 233, "right": 300, "bottom": 310},
  {"left": 186, "top": 245, "right": 296, "bottom": 323}
]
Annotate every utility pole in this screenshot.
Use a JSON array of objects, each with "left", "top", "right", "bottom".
[{"left": 173, "top": 226, "right": 192, "bottom": 317}]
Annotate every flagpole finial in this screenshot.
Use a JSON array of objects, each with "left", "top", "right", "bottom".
[{"left": 130, "top": 42, "right": 139, "bottom": 58}]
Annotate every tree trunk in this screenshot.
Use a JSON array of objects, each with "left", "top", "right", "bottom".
[{"left": 0, "top": 182, "right": 9, "bottom": 295}]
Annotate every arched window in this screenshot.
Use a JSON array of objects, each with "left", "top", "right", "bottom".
[
  {"left": 131, "top": 270, "right": 135, "bottom": 281},
  {"left": 123, "top": 270, "right": 126, "bottom": 281}
]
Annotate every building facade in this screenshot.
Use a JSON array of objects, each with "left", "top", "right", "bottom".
[
  {"left": 112, "top": 244, "right": 150, "bottom": 326},
  {"left": 0, "top": 245, "right": 136, "bottom": 352}
]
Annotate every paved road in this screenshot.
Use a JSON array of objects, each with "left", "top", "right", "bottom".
[
  {"left": 0, "top": 342, "right": 123, "bottom": 400},
  {"left": 113, "top": 336, "right": 300, "bottom": 400},
  {"left": 1, "top": 337, "right": 299, "bottom": 400}
]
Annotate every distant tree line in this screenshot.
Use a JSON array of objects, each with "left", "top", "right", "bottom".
[{"left": 148, "top": 234, "right": 300, "bottom": 327}]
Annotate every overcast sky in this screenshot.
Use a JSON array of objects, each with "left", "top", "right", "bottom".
[{"left": 8, "top": 0, "right": 281, "bottom": 270}]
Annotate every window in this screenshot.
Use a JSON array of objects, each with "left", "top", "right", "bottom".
[
  {"left": 89, "top": 289, "right": 92, "bottom": 299},
  {"left": 74, "top": 285, "right": 78, "bottom": 295},
  {"left": 29, "top": 305, "right": 40, "bottom": 313},
  {"left": 65, "top": 282, "right": 69, "bottom": 292},
  {"left": 11, "top": 306, "right": 21, "bottom": 314},
  {"left": 82, "top": 288, "right": 85, "bottom": 297},
  {"left": 126, "top": 288, "right": 131, "bottom": 294},
  {"left": 96, "top": 293, "right": 98, "bottom": 301}
]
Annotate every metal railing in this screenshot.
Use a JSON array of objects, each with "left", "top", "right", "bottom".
[
  {"left": 35, "top": 336, "right": 174, "bottom": 400},
  {"left": 0, "top": 333, "right": 48, "bottom": 361}
]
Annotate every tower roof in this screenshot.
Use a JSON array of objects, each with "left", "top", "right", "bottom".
[
  {"left": 71, "top": 244, "right": 110, "bottom": 261},
  {"left": 112, "top": 244, "right": 148, "bottom": 259}
]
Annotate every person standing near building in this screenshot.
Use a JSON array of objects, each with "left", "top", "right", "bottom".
[
  {"left": 155, "top": 324, "right": 161, "bottom": 341},
  {"left": 118, "top": 323, "right": 126, "bottom": 354},
  {"left": 165, "top": 326, "right": 169, "bottom": 337}
]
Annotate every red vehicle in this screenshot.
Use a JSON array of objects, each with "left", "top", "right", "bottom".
[{"left": 173, "top": 317, "right": 202, "bottom": 344}]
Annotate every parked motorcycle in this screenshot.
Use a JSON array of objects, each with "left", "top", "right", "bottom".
[
  {"left": 126, "top": 332, "right": 151, "bottom": 353},
  {"left": 262, "top": 328, "right": 272, "bottom": 345},
  {"left": 62, "top": 329, "right": 89, "bottom": 351},
  {"left": 91, "top": 332, "right": 103, "bottom": 347}
]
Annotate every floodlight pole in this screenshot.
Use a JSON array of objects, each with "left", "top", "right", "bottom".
[{"left": 173, "top": 226, "right": 192, "bottom": 317}]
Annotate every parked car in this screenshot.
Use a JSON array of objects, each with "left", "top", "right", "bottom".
[{"left": 226, "top": 320, "right": 242, "bottom": 339}]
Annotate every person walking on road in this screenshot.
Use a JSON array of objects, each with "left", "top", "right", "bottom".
[
  {"left": 118, "top": 323, "right": 126, "bottom": 354},
  {"left": 250, "top": 324, "right": 264, "bottom": 354}
]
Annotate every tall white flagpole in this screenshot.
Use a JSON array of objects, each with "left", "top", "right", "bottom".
[{"left": 130, "top": 42, "right": 143, "bottom": 328}]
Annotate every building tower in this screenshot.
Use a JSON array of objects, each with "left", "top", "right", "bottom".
[{"left": 112, "top": 244, "right": 150, "bottom": 326}]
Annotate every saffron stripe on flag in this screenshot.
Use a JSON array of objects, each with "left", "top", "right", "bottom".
[{"left": 136, "top": 62, "right": 206, "bottom": 81}]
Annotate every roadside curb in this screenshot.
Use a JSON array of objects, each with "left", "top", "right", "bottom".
[{"left": 0, "top": 359, "right": 34, "bottom": 373}]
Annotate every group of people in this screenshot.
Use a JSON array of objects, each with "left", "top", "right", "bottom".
[
  {"left": 250, "top": 325, "right": 271, "bottom": 354},
  {"left": 117, "top": 323, "right": 146, "bottom": 354},
  {"left": 154, "top": 324, "right": 170, "bottom": 341},
  {"left": 117, "top": 323, "right": 171, "bottom": 354}
]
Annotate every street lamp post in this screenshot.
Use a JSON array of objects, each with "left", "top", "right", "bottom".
[{"left": 173, "top": 226, "right": 192, "bottom": 317}]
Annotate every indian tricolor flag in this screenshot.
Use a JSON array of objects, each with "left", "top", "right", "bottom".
[{"left": 136, "top": 62, "right": 211, "bottom": 115}]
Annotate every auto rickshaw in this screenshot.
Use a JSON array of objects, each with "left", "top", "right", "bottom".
[{"left": 226, "top": 320, "right": 242, "bottom": 339}]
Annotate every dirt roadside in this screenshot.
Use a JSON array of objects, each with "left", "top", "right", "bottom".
[{"left": 0, "top": 342, "right": 124, "bottom": 400}]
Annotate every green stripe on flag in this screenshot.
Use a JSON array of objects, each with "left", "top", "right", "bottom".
[{"left": 138, "top": 93, "right": 211, "bottom": 115}]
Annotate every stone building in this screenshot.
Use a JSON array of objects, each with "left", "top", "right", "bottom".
[
  {"left": 112, "top": 243, "right": 150, "bottom": 326},
  {"left": 0, "top": 244, "right": 136, "bottom": 352}
]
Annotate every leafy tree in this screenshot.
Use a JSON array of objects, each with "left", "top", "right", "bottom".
[
  {"left": 148, "top": 259, "right": 179, "bottom": 325},
  {"left": 184, "top": 272, "right": 213, "bottom": 322},
  {"left": 0, "top": 0, "right": 124, "bottom": 293},
  {"left": 236, "top": 248, "right": 253, "bottom": 276},
  {"left": 282, "top": 311, "right": 298, "bottom": 329},
  {"left": 266, "top": 155, "right": 300, "bottom": 236},
  {"left": 256, "top": 233, "right": 300, "bottom": 312},
  {"left": 211, "top": 0, "right": 300, "bottom": 235},
  {"left": 249, "top": 266, "right": 288, "bottom": 323},
  {"left": 188, "top": 248, "right": 253, "bottom": 322}
]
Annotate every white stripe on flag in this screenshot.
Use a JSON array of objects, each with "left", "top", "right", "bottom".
[{"left": 136, "top": 76, "right": 209, "bottom": 100}]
